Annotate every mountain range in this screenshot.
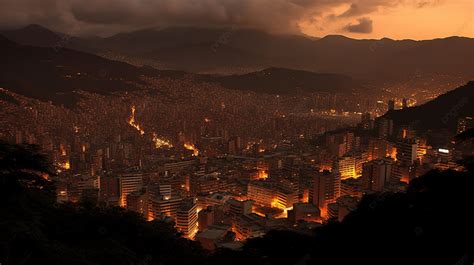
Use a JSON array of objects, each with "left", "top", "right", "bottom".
[
  {"left": 2, "top": 25, "right": 474, "bottom": 82},
  {"left": 0, "top": 33, "right": 360, "bottom": 106},
  {"left": 202, "top": 67, "right": 360, "bottom": 95},
  {"left": 2, "top": 24, "right": 473, "bottom": 123},
  {"left": 0, "top": 34, "right": 160, "bottom": 105}
]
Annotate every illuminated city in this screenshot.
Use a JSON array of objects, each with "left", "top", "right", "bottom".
[{"left": 0, "top": 1, "right": 473, "bottom": 264}]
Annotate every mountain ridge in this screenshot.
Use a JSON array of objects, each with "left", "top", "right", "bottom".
[
  {"left": 202, "top": 67, "right": 361, "bottom": 94},
  {"left": 4, "top": 25, "right": 474, "bottom": 82},
  {"left": 0, "top": 35, "right": 360, "bottom": 106}
]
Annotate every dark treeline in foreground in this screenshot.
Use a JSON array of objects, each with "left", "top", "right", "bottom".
[{"left": 1, "top": 141, "right": 473, "bottom": 265}]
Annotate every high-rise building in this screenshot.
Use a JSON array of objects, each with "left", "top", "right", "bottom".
[
  {"left": 368, "top": 138, "right": 389, "bottom": 161},
  {"left": 164, "top": 159, "right": 198, "bottom": 175},
  {"left": 353, "top": 136, "right": 361, "bottom": 152},
  {"left": 275, "top": 189, "right": 298, "bottom": 210},
  {"left": 247, "top": 180, "right": 297, "bottom": 210},
  {"left": 176, "top": 198, "right": 198, "bottom": 239},
  {"left": 157, "top": 184, "right": 172, "bottom": 199},
  {"left": 198, "top": 206, "right": 215, "bottom": 231},
  {"left": 335, "top": 156, "right": 357, "bottom": 179},
  {"left": 191, "top": 173, "right": 221, "bottom": 195},
  {"left": 311, "top": 171, "right": 341, "bottom": 211},
  {"left": 119, "top": 173, "right": 144, "bottom": 207},
  {"left": 354, "top": 152, "right": 369, "bottom": 176},
  {"left": 126, "top": 189, "right": 148, "bottom": 217},
  {"left": 99, "top": 175, "right": 120, "bottom": 206},
  {"left": 362, "top": 159, "right": 393, "bottom": 191},
  {"left": 247, "top": 181, "right": 275, "bottom": 207},
  {"left": 150, "top": 193, "right": 182, "bottom": 220},
  {"left": 396, "top": 140, "right": 418, "bottom": 166},
  {"left": 227, "top": 199, "right": 253, "bottom": 216}
]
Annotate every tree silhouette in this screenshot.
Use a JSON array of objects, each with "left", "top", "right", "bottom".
[
  {"left": 0, "top": 141, "right": 54, "bottom": 202},
  {"left": 0, "top": 142, "right": 206, "bottom": 265}
]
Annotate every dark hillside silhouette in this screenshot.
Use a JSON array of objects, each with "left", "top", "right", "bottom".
[
  {"left": 382, "top": 81, "right": 474, "bottom": 134},
  {"left": 0, "top": 142, "right": 206, "bottom": 265}
]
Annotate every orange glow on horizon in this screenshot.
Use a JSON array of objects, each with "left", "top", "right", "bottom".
[{"left": 298, "top": 1, "right": 474, "bottom": 40}]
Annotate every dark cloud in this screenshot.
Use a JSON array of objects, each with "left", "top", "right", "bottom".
[
  {"left": 0, "top": 0, "right": 439, "bottom": 36},
  {"left": 340, "top": 3, "right": 370, "bottom": 17},
  {"left": 1, "top": 0, "right": 323, "bottom": 35},
  {"left": 67, "top": 0, "right": 342, "bottom": 34},
  {"left": 343, "top": 17, "right": 373, "bottom": 34}
]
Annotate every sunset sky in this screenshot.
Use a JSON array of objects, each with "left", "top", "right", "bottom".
[
  {"left": 0, "top": 0, "right": 473, "bottom": 40},
  {"left": 300, "top": 0, "right": 474, "bottom": 39}
]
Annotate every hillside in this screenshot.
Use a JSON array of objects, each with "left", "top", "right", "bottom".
[
  {"left": 0, "top": 36, "right": 360, "bottom": 105},
  {"left": 100, "top": 29, "right": 474, "bottom": 81},
  {"left": 202, "top": 67, "right": 361, "bottom": 94},
  {"left": 382, "top": 81, "right": 474, "bottom": 133},
  {"left": 3, "top": 25, "right": 474, "bottom": 82},
  {"left": 0, "top": 34, "right": 187, "bottom": 105},
  {"left": 0, "top": 24, "right": 94, "bottom": 52}
]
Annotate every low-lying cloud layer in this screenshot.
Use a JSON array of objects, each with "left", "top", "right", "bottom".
[{"left": 0, "top": 0, "right": 441, "bottom": 36}]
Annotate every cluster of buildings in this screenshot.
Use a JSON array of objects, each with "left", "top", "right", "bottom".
[{"left": 1, "top": 85, "right": 473, "bottom": 251}]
